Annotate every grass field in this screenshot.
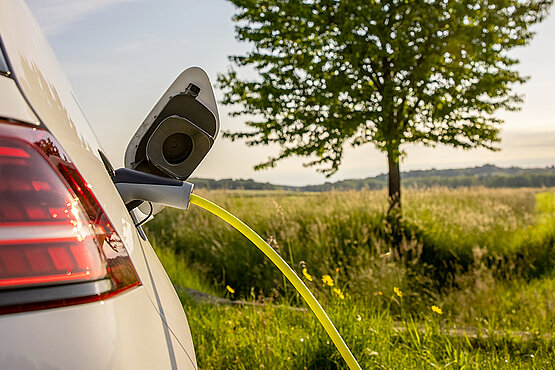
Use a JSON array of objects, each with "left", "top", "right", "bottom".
[{"left": 146, "top": 188, "right": 554, "bottom": 369}]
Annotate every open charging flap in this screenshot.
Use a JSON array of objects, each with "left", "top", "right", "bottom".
[{"left": 124, "top": 66, "right": 220, "bottom": 217}]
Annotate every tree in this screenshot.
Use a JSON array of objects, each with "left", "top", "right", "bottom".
[{"left": 218, "top": 0, "right": 552, "bottom": 214}]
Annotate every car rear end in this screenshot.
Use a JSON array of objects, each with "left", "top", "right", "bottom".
[{"left": 0, "top": 1, "right": 197, "bottom": 368}]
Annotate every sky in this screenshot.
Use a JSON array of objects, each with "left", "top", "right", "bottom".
[{"left": 27, "top": 0, "right": 555, "bottom": 186}]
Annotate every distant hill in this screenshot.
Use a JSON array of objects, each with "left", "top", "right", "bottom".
[
  {"left": 188, "top": 178, "right": 282, "bottom": 191},
  {"left": 190, "top": 165, "right": 555, "bottom": 191}
]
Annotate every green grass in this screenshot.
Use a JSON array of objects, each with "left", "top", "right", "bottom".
[
  {"left": 442, "top": 273, "right": 555, "bottom": 333},
  {"left": 146, "top": 188, "right": 553, "bottom": 294},
  {"left": 184, "top": 300, "right": 553, "bottom": 369},
  {"left": 152, "top": 242, "right": 217, "bottom": 296},
  {"left": 145, "top": 188, "right": 554, "bottom": 368}
]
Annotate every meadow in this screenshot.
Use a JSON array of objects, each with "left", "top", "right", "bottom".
[{"left": 145, "top": 188, "right": 554, "bottom": 369}]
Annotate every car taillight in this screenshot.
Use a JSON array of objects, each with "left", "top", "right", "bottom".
[{"left": 0, "top": 121, "right": 140, "bottom": 314}]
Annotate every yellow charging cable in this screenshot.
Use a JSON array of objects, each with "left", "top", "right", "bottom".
[{"left": 189, "top": 194, "right": 361, "bottom": 370}]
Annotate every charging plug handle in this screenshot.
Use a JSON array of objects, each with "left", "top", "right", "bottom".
[{"left": 114, "top": 168, "right": 193, "bottom": 210}]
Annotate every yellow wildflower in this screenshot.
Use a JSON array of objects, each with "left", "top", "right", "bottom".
[
  {"left": 378, "top": 291, "right": 383, "bottom": 296},
  {"left": 393, "top": 286, "right": 403, "bottom": 298},
  {"left": 431, "top": 305, "right": 443, "bottom": 315},
  {"left": 302, "top": 268, "right": 313, "bottom": 282},
  {"left": 322, "top": 275, "right": 334, "bottom": 287},
  {"left": 226, "top": 285, "right": 235, "bottom": 294},
  {"left": 333, "top": 288, "right": 345, "bottom": 299}
]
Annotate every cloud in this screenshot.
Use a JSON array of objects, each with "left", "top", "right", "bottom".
[{"left": 27, "top": 0, "right": 140, "bottom": 36}]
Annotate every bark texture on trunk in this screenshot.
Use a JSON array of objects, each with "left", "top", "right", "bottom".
[
  {"left": 387, "top": 151, "right": 401, "bottom": 214},
  {"left": 387, "top": 150, "right": 403, "bottom": 259}
]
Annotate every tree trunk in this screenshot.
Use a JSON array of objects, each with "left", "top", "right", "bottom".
[
  {"left": 387, "top": 150, "right": 403, "bottom": 259},
  {"left": 387, "top": 151, "right": 401, "bottom": 214}
]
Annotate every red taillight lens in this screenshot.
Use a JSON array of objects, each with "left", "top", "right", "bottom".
[{"left": 0, "top": 122, "right": 140, "bottom": 313}]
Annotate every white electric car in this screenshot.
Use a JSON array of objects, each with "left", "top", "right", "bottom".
[{"left": 0, "top": 1, "right": 220, "bottom": 368}]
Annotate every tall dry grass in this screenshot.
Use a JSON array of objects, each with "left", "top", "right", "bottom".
[{"left": 146, "top": 188, "right": 553, "bottom": 298}]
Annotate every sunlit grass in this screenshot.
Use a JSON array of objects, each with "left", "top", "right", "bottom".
[
  {"left": 147, "top": 187, "right": 553, "bottom": 294},
  {"left": 145, "top": 187, "right": 554, "bottom": 368},
  {"left": 183, "top": 294, "right": 553, "bottom": 369}
]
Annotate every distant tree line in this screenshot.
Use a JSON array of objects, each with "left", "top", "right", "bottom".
[
  {"left": 300, "top": 174, "right": 555, "bottom": 192},
  {"left": 190, "top": 165, "right": 555, "bottom": 191},
  {"left": 406, "top": 174, "right": 555, "bottom": 189},
  {"left": 189, "top": 178, "right": 281, "bottom": 190}
]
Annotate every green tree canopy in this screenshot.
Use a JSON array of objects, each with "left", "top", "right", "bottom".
[{"left": 218, "top": 0, "right": 552, "bottom": 211}]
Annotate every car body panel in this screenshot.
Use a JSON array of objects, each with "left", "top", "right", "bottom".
[
  {"left": 136, "top": 235, "right": 197, "bottom": 359},
  {"left": 0, "top": 288, "right": 195, "bottom": 369},
  {"left": 0, "top": 0, "right": 197, "bottom": 367},
  {"left": 0, "top": 75, "right": 38, "bottom": 124}
]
